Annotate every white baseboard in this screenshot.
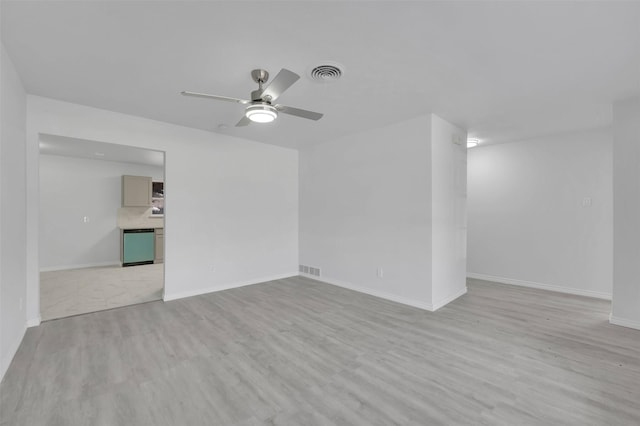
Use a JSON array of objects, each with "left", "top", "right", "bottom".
[
  {"left": 0, "top": 326, "right": 26, "bottom": 383},
  {"left": 431, "top": 286, "right": 469, "bottom": 311},
  {"left": 40, "top": 261, "right": 121, "bottom": 272},
  {"left": 467, "top": 272, "right": 612, "bottom": 300},
  {"left": 300, "top": 274, "right": 466, "bottom": 312},
  {"left": 163, "top": 272, "right": 299, "bottom": 302},
  {"left": 609, "top": 314, "right": 640, "bottom": 331},
  {"left": 26, "top": 316, "right": 41, "bottom": 327}
]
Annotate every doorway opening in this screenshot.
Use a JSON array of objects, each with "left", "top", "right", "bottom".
[{"left": 38, "top": 134, "right": 166, "bottom": 321}]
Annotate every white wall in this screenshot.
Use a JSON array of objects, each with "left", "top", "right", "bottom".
[
  {"left": 430, "top": 115, "right": 467, "bottom": 308},
  {"left": 299, "top": 116, "right": 433, "bottom": 308},
  {"left": 467, "top": 129, "right": 613, "bottom": 299},
  {"left": 39, "top": 154, "right": 163, "bottom": 270},
  {"left": 299, "top": 114, "right": 466, "bottom": 311},
  {"left": 27, "top": 96, "right": 299, "bottom": 318},
  {"left": 0, "top": 44, "right": 27, "bottom": 381},
  {"left": 611, "top": 96, "right": 640, "bottom": 329}
]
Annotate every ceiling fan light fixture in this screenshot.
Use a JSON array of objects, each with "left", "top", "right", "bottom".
[{"left": 245, "top": 104, "right": 278, "bottom": 123}]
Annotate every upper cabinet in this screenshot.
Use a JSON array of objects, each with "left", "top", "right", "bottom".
[{"left": 122, "top": 175, "right": 152, "bottom": 207}]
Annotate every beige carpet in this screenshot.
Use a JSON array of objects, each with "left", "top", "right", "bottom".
[{"left": 40, "top": 263, "right": 164, "bottom": 321}]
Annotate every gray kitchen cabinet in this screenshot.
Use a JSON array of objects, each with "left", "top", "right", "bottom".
[
  {"left": 155, "top": 228, "right": 164, "bottom": 263},
  {"left": 122, "top": 175, "right": 152, "bottom": 207}
]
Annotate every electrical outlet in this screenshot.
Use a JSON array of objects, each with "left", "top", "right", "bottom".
[
  {"left": 83, "top": 216, "right": 90, "bottom": 223},
  {"left": 377, "top": 267, "right": 384, "bottom": 278}
]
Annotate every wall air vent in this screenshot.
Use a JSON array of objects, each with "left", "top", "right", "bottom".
[
  {"left": 308, "top": 62, "right": 344, "bottom": 82},
  {"left": 299, "top": 264, "right": 321, "bottom": 277}
]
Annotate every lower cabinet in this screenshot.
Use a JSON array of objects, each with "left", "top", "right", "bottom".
[{"left": 155, "top": 228, "right": 164, "bottom": 263}]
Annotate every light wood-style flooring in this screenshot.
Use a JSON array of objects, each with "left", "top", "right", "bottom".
[
  {"left": 40, "top": 263, "right": 164, "bottom": 320},
  {"left": 2, "top": 276, "right": 639, "bottom": 425}
]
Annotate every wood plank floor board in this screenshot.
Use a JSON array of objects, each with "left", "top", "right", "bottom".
[{"left": 2, "top": 276, "right": 639, "bottom": 425}]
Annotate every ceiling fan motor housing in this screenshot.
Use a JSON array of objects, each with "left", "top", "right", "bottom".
[{"left": 251, "top": 89, "right": 265, "bottom": 101}]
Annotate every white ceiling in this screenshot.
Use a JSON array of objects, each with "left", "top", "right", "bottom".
[
  {"left": 39, "top": 134, "right": 165, "bottom": 167},
  {"left": 2, "top": 1, "right": 639, "bottom": 149}
]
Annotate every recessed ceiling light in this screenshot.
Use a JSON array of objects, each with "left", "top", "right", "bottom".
[{"left": 467, "top": 138, "right": 479, "bottom": 148}]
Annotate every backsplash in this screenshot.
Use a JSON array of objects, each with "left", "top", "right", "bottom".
[{"left": 117, "top": 207, "right": 164, "bottom": 229}]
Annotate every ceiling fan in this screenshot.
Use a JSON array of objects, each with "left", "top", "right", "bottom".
[{"left": 181, "top": 68, "right": 323, "bottom": 127}]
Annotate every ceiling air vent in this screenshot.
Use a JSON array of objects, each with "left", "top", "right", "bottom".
[{"left": 308, "top": 63, "right": 344, "bottom": 82}]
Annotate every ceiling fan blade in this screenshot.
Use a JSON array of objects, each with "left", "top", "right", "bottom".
[
  {"left": 259, "top": 69, "right": 300, "bottom": 102},
  {"left": 276, "top": 105, "right": 323, "bottom": 121},
  {"left": 181, "top": 91, "right": 250, "bottom": 104},
  {"left": 235, "top": 116, "right": 251, "bottom": 127}
]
